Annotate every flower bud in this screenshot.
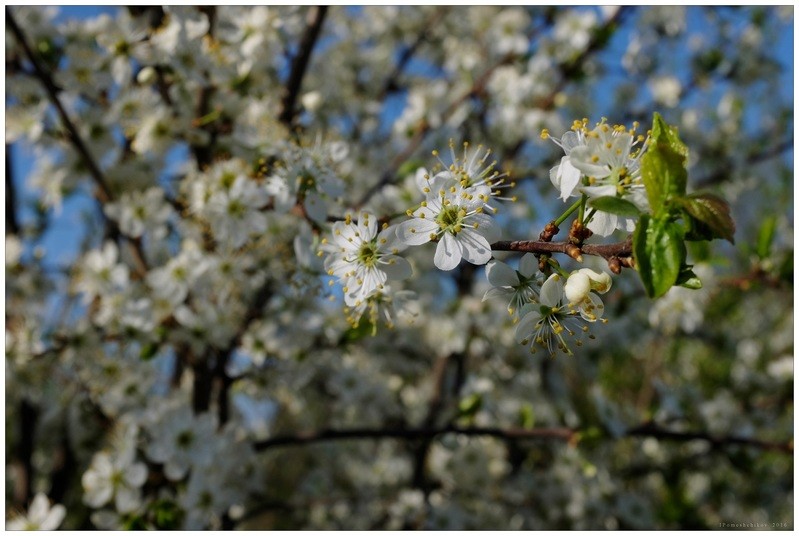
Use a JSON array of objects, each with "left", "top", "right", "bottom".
[
  {"left": 577, "top": 268, "right": 612, "bottom": 294},
  {"left": 565, "top": 271, "right": 591, "bottom": 304},
  {"left": 136, "top": 66, "right": 157, "bottom": 85}
]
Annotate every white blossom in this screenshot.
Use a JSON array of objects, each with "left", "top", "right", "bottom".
[
  {"left": 321, "top": 211, "right": 411, "bottom": 306},
  {"left": 6, "top": 493, "right": 66, "bottom": 531}
]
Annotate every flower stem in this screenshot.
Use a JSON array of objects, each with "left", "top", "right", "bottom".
[
  {"left": 553, "top": 198, "right": 583, "bottom": 227},
  {"left": 584, "top": 208, "right": 597, "bottom": 225},
  {"left": 546, "top": 257, "right": 570, "bottom": 278},
  {"left": 578, "top": 194, "right": 587, "bottom": 224}
]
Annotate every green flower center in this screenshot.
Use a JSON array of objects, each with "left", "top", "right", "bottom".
[
  {"left": 357, "top": 242, "right": 379, "bottom": 268},
  {"left": 437, "top": 206, "right": 465, "bottom": 234},
  {"left": 177, "top": 430, "right": 194, "bottom": 449}
]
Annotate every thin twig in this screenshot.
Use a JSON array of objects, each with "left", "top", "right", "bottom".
[
  {"left": 625, "top": 422, "right": 793, "bottom": 454},
  {"left": 278, "top": 6, "right": 329, "bottom": 128},
  {"left": 253, "top": 422, "right": 792, "bottom": 454},
  {"left": 378, "top": 7, "right": 447, "bottom": 100},
  {"left": 254, "top": 424, "right": 575, "bottom": 451},
  {"left": 6, "top": 8, "right": 149, "bottom": 277},
  {"left": 6, "top": 143, "right": 19, "bottom": 235}
]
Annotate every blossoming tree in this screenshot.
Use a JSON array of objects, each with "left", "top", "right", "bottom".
[{"left": 5, "top": 6, "right": 793, "bottom": 530}]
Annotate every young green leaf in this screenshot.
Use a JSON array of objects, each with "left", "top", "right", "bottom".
[
  {"left": 633, "top": 214, "right": 687, "bottom": 298},
  {"left": 676, "top": 265, "right": 702, "bottom": 289},
  {"left": 587, "top": 196, "right": 642, "bottom": 217},
  {"left": 651, "top": 112, "right": 689, "bottom": 159},
  {"left": 756, "top": 215, "right": 777, "bottom": 259},
  {"left": 678, "top": 192, "right": 735, "bottom": 244},
  {"left": 641, "top": 144, "right": 687, "bottom": 213}
]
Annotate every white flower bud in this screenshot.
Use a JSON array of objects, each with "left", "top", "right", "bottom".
[
  {"left": 136, "top": 66, "right": 157, "bottom": 85},
  {"left": 578, "top": 268, "right": 612, "bottom": 294},
  {"left": 565, "top": 271, "right": 591, "bottom": 304},
  {"left": 301, "top": 90, "right": 322, "bottom": 112}
]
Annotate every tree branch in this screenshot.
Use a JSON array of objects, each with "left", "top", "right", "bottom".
[
  {"left": 278, "top": 6, "right": 328, "bottom": 128},
  {"left": 6, "top": 8, "right": 149, "bottom": 277},
  {"left": 254, "top": 424, "right": 575, "bottom": 451},
  {"left": 253, "top": 422, "right": 792, "bottom": 454},
  {"left": 378, "top": 7, "right": 447, "bottom": 99},
  {"left": 6, "top": 144, "right": 19, "bottom": 235},
  {"left": 491, "top": 238, "right": 634, "bottom": 269},
  {"left": 625, "top": 422, "right": 793, "bottom": 454}
]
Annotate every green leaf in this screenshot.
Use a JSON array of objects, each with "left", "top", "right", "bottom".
[
  {"left": 519, "top": 403, "right": 536, "bottom": 429},
  {"left": 756, "top": 215, "right": 777, "bottom": 258},
  {"left": 397, "top": 159, "right": 426, "bottom": 179},
  {"left": 139, "top": 343, "right": 158, "bottom": 361},
  {"left": 641, "top": 144, "right": 688, "bottom": 213},
  {"left": 633, "top": 214, "right": 687, "bottom": 298},
  {"left": 676, "top": 266, "right": 703, "bottom": 289},
  {"left": 678, "top": 193, "right": 735, "bottom": 244},
  {"left": 651, "top": 112, "right": 689, "bottom": 159},
  {"left": 587, "top": 196, "right": 642, "bottom": 217},
  {"left": 458, "top": 393, "right": 483, "bottom": 419},
  {"left": 341, "top": 318, "right": 375, "bottom": 343}
]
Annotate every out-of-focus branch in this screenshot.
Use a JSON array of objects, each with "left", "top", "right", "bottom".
[
  {"left": 6, "top": 144, "right": 19, "bottom": 235},
  {"left": 694, "top": 136, "right": 794, "bottom": 188},
  {"left": 378, "top": 7, "right": 447, "bottom": 99},
  {"left": 355, "top": 52, "right": 518, "bottom": 209},
  {"left": 254, "top": 422, "right": 792, "bottom": 454},
  {"left": 625, "top": 422, "right": 793, "bottom": 454},
  {"left": 278, "top": 6, "right": 329, "bottom": 128},
  {"left": 11, "top": 400, "right": 38, "bottom": 510},
  {"left": 6, "top": 8, "right": 149, "bottom": 277},
  {"left": 255, "top": 424, "right": 575, "bottom": 451}
]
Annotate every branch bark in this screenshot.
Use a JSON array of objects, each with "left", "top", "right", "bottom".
[
  {"left": 278, "top": 6, "right": 329, "bottom": 128},
  {"left": 491, "top": 238, "right": 634, "bottom": 263},
  {"left": 254, "top": 422, "right": 792, "bottom": 454},
  {"left": 6, "top": 8, "right": 149, "bottom": 277}
]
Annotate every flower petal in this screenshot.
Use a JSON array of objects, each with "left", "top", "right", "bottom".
[
  {"left": 515, "top": 309, "right": 542, "bottom": 344},
  {"left": 586, "top": 210, "right": 617, "bottom": 237},
  {"left": 469, "top": 213, "right": 501, "bottom": 244},
  {"left": 482, "top": 286, "right": 511, "bottom": 302},
  {"left": 457, "top": 228, "right": 492, "bottom": 266},
  {"left": 396, "top": 219, "right": 438, "bottom": 246},
  {"left": 379, "top": 255, "right": 412, "bottom": 281},
  {"left": 486, "top": 260, "right": 519, "bottom": 287},
  {"left": 519, "top": 253, "right": 538, "bottom": 278},
  {"left": 540, "top": 274, "right": 564, "bottom": 307},
  {"left": 434, "top": 233, "right": 462, "bottom": 271},
  {"left": 555, "top": 157, "right": 582, "bottom": 200}
]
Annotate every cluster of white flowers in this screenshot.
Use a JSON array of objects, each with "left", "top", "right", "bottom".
[
  {"left": 395, "top": 142, "right": 513, "bottom": 271},
  {"left": 544, "top": 118, "right": 649, "bottom": 236},
  {"left": 484, "top": 254, "right": 612, "bottom": 355}
]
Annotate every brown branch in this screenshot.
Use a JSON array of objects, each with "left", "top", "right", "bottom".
[
  {"left": 278, "top": 6, "right": 328, "bottom": 128},
  {"left": 6, "top": 143, "right": 19, "bottom": 235},
  {"left": 6, "top": 8, "right": 149, "bottom": 277},
  {"left": 255, "top": 424, "right": 575, "bottom": 451},
  {"left": 626, "top": 422, "right": 793, "bottom": 454},
  {"left": 378, "top": 8, "right": 447, "bottom": 99},
  {"left": 11, "top": 400, "right": 37, "bottom": 510},
  {"left": 491, "top": 238, "right": 634, "bottom": 270},
  {"left": 253, "top": 422, "right": 792, "bottom": 455}
]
